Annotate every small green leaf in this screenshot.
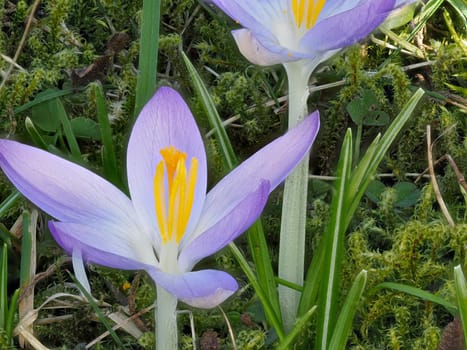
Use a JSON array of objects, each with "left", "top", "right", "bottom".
[
  {"left": 393, "top": 182, "right": 421, "bottom": 208},
  {"left": 363, "top": 111, "right": 390, "bottom": 126},
  {"left": 365, "top": 180, "right": 386, "bottom": 203},
  {"left": 30, "top": 90, "right": 63, "bottom": 132},
  {"left": 380, "top": 3, "right": 416, "bottom": 30},
  {"left": 70, "top": 117, "right": 101, "bottom": 140},
  {"left": 347, "top": 89, "right": 388, "bottom": 126}
]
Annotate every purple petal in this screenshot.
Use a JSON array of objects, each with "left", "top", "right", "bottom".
[
  {"left": 126, "top": 87, "right": 207, "bottom": 249},
  {"left": 301, "top": 0, "right": 396, "bottom": 52},
  {"left": 0, "top": 140, "right": 135, "bottom": 226},
  {"left": 147, "top": 268, "right": 238, "bottom": 308},
  {"left": 232, "top": 29, "right": 303, "bottom": 66},
  {"left": 179, "top": 180, "right": 269, "bottom": 271},
  {"left": 318, "top": 0, "right": 363, "bottom": 19},
  {"left": 195, "top": 111, "right": 320, "bottom": 235},
  {"left": 49, "top": 221, "right": 157, "bottom": 269},
  {"left": 210, "top": 0, "right": 284, "bottom": 34}
]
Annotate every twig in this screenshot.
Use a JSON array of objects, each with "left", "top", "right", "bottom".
[
  {"left": 0, "top": 0, "right": 41, "bottom": 91},
  {"left": 426, "top": 125, "right": 455, "bottom": 227},
  {"left": 218, "top": 306, "right": 237, "bottom": 350},
  {"left": 85, "top": 304, "right": 154, "bottom": 349},
  {"left": 203, "top": 61, "right": 436, "bottom": 138}
]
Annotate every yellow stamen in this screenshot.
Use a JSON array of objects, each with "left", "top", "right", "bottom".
[
  {"left": 154, "top": 162, "right": 168, "bottom": 242},
  {"left": 153, "top": 146, "right": 198, "bottom": 244},
  {"left": 291, "top": 0, "right": 326, "bottom": 29}
]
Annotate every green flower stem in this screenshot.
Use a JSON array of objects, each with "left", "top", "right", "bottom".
[
  {"left": 156, "top": 286, "right": 178, "bottom": 350},
  {"left": 278, "top": 60, "right": 318, "bottom": 331}
]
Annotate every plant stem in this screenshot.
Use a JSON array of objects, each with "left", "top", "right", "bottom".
[
  {"left": 278, "top": 60, "right": 317, "bottom": 332},
  {"left": 156, "top": 286, "right": 178, "bottom": 350}
]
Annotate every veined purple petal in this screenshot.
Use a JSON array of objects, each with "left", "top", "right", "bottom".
[
  {"left": 179, "top": 180, "right": 269, "bottom": 271},
  {"left": 210, "top": 0, "right": 286, "bottom": 35},
  {"left": 301, "top": 0, "right": 396, "bottom": 52},
  {"left": 196, "top": 111, "right": 320, "bottom": 235},
  {"left": 126, "top": 87, "right": 207, "bottom": 249},
  {"left": 49, "top": 221, "right": 157, "bottom": 268},
  {"left": 147, "top": 268, "right": 238, "bottom": 308},
  {"left": 0, "top": 140, "right": 135, "bottom": 226},
  {"left": 318, "top": 0, "right": 364, "bottom": 20},
  {"left": 232, "top": 29, "right": 304, "bottom": 66}
]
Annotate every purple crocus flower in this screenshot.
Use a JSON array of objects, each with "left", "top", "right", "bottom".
[
  {"left": 0, "top": 87, "right": 319, "bottom": 308},
  {"left": 209, "top": 0, "right": 415, "bottom": 66}
]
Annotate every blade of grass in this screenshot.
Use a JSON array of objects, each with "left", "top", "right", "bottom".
[
  {"left": 315, "top": 129, "right": 353, "bottom": 350},
  {"left": 228, "top": 243, "right": 285, "bottom": 341},
  {"left": 299, "top": 89, "right": 424, "bottom": 323},
  {"left": 181, "top": 52, "right": 236, "bottom": 169},
  {"left": 0, "top": 191, "right": 21, "bottom": 218},
  {"left": 1, "top": 243, "right": 7, "bottom": 329},
  {"left": 346, "top": 88, "right": 424, "bottom": 228},
  {"left": 6, "top": 288, "right": 19, "bottom": 342},
  {"left": 13, "top": 88, "right": 74, "bottom": 115},
  {"left": 53, "top": 97, "right": 81, "bottom": 159},
  {"left": 133, "top": 0, "right": 161, "bottom": 118},
  {"left": 25, "top": 117, "right": 49, "bottom": 150},
  {"left": 328, "top": 270, "right": 368, "bottom": 350},
  {"left": 92, "top": 84, "right": 120, "bottom": 187},
  {"left": 454, "top": 265, "right": 467, "bottom": 342},
  {"left": 277, "top": 305, "right": 317, "bottom": 350},
  {"left": 181, "top": 51, "right": 282, "bottom": 329},
  {"left": 70, "top": 273, "right": 125, "bottom": 347},
  {"left": 372, "top": 282, "right": 458, "bottom": 315},
  {"left": 19, "top": 211, "right": 33, "bottom": 287}
]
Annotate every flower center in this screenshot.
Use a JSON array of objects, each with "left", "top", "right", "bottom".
[
  {"left": 291, "top": 0, "right": 326, "bottom": 29},
  {"left": 153, "top": 146, "right": 198, "bottom": 245}
]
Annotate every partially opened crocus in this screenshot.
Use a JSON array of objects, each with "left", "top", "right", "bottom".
[
  {"left": 209, "top": 0, "right": 414, "bottom": 332},
  {"left": 209, "top": 0, "right": 415, "bottom": 67},
  {"left": 0, "top": 87, "right": 319, "bottom": 309}
]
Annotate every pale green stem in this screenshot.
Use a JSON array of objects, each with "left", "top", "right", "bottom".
[
  {"left": 156, "top": 286, "right": 178, "bottom": 350},
  {"left": 278, "top": 60, "right": 319, "bottom": 332}
]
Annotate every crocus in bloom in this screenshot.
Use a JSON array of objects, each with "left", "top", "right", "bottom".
[
  {"left": 209, "top": 0, "right": 414, "bottom": 66},
  {"left": 0, "top": 87, "right": 319, "bottom": 308}
]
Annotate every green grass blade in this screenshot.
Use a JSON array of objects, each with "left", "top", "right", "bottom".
[
  {"left": 315, "top": 129, "right": 353, "bottom": 350},
  {"left": 346, "top": 88, "right": 424, "bottom": 228},
  {"left": 1, "top": 243, "right": 7, "bottom": 329},
  {"left": 53, "top": 97, "right": 81, "bottom": 159},
  {"left": 25, "top": 117, "right": 49, "bottom": 150},
  {"left": 0, "top": 191, "right": 21, "bottom": 218},
  {"left": 454, "top": 265, "right": 467, "bottom": 342},
  {"left": 6, "top": 288, "right": 20, "bottom": 342},
  {"left": 277, "top": 305, "right": 317, "bottom": 350},
  {"left": 372, "top": 282, "right": 458, "bottom": 315},
  {"left": 181, "top": 51, "right": 237, "bottom": 169},
  {"left": 182, "top": 51, "right": 282, "bottom": 328},
  {"left": 228, "top": 243, "right": 285, "bottom": 341},
  {"left": 19, "top": 211, "right": 33, "bottom": 287},
  {"left": 13, "top": 88, "right": 74, "bottom": 115},
  {"left": 328, "top": 270, "right": 368, "bottom": 350},
  {"left": 70, "top": 273, "right": 125, "bottom": 347},
  {"left": 133, "top": 0, "right": 161, "bottom": 118},
  {"left": 297, "top": 239, "right": 325, "bottom": 316},
  {"left": 92, "top": 84, "right": 120, "bottom": 187}
]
